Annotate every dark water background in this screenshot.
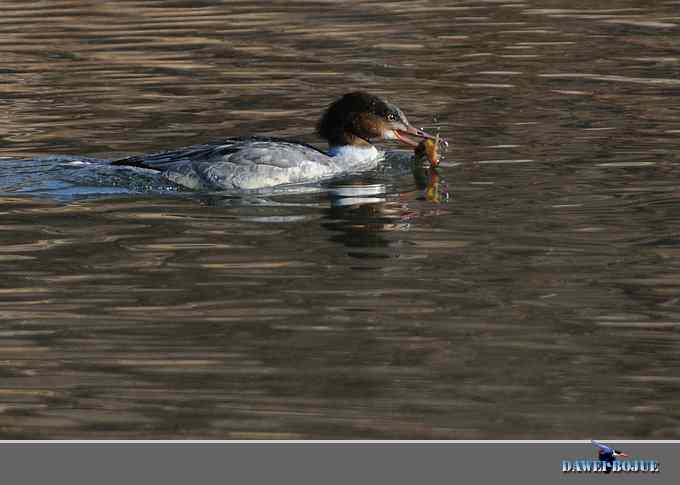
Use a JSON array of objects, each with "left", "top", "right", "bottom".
[{"left": 1, "top": 0, "right": 680, "bottom": 438}]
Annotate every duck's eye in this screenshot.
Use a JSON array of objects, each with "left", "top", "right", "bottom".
[{"left": 387, "top": 113, "right": 396, "bottom": 121}]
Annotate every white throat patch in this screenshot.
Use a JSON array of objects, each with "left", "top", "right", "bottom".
[{"left": 327, "top": 144, "right": 380, "bottom": 162}]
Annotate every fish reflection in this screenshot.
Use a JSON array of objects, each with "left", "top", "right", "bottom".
[{"left": 413, "top": 165, "right": 449, "bottom": 204}]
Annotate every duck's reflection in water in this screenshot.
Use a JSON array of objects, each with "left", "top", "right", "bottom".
[
  {"left": 323, "top": 168, "right": 450, "bottom": 258},
  {"left": 196, "top": 162, "right": 450, "bottom": 258}
]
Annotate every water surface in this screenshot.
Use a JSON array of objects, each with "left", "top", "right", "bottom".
[{"left": 1, "top": 0, "right": 680, "bottom": 438}]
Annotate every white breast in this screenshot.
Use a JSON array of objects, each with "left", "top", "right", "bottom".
[
  {"left": 326, "top": 145, "right": 382, "bottom": 174},
  {"left": 327, "top": 145, "right": 380, "bottom": 163}
]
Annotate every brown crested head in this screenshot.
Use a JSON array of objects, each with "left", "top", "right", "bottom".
[{"left": 317, "top": 91, "right": 413, "bottom": 147}]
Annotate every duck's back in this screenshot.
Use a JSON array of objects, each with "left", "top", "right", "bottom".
[{"left": 112, "top": 137, "right": 340, "bottom": 190}]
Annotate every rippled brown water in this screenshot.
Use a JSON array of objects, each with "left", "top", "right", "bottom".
[{"left": 1, "top": 0, "right": 680, "bottom": 438}]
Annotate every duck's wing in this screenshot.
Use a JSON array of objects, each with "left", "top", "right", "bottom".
[
  {"left": 112, "top": 137, "right": 334, "bottom": 190},
  {"left": 111, "top": 137, "right": 329, "bottom": 171},
  {"left": 111, "top": 143, "right": 224, "bottom": 170}
]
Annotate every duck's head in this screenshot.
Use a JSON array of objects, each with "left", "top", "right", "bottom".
[{"left": 317, "top": 92, "right": 436, "bottom": 148}]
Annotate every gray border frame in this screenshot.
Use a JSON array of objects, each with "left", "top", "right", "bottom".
[{"left": 0, "top": 441, "right": 676, "bottom": 485}]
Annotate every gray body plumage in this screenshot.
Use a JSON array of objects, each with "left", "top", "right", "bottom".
[{"left": 113, "top": 137, "right": 382, "bottom": 190}]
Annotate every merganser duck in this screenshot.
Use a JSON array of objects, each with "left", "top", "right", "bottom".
[{"left": 111, "top": 92, "right": 437, "bottom": 190}]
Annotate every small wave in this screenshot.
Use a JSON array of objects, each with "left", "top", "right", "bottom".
[{"left": 0, "top": 156, "right": 184, "bottom": 200}]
